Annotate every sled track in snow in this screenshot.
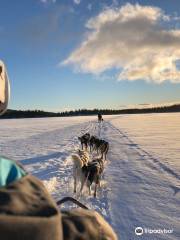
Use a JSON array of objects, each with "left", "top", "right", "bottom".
[
  {"left": 100, "top": 119, "right": 180, "bottom": 240},
  {"left": 1, "top": 117, "right": 179, "bottom": 240},
  {"left": 107, "top": 121, "right": 180, "bottom": 182}
]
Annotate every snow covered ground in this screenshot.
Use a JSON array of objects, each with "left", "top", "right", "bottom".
[{"left": 0, "top": 114, "right": 179, "bottom": 239}]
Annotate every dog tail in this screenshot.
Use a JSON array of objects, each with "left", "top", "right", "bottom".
[{"left": 71, "top": 154, "right": 84, "bottom": 168}]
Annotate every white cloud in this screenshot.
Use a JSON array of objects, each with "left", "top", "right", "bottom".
[
  {"left": 73, "top": 0, "right": 81, "bottom": 5},
  {"left": 122, "top": 101, "right": 180, "bottom": 109},
  {"left": 62, "top": 3, "right": 180, "bottom": 84}
]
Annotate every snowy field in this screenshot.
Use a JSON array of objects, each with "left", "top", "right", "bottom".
[{"left": 0, "top": 114, "right": 179, "bottom": 239}]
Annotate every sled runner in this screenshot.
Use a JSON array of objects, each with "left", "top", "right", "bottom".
[{"left": 56, "top": 196, "right": 88, "bottom": 209}]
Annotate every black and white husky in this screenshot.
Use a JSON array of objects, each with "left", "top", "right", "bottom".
[
  {"left": 83, "top": 158, "right": 104, "bottom": 197},
  {"left": 89, "top": 136, "right": 109, "bottom": 160},
  {"left": 72, "top": 151, "right": 104, "bottom": 197}
]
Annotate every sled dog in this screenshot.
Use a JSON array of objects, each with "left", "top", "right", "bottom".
[
  {"left": 98, "top": 140, "right": 109, "bottom": 160},
  {"left": 81, "top": 157, "right": 105, "bottom": 197},
  {"left": 71, "top": 149, "right": 89, "bottom": 193},
  {"left": 89, "top": 137, "right": 109, "bottom": 160},
  {"left": 78, "top": 133, "right": 91, "bottom": 150},
  {"left": 89, "top": 135, "right": 98, "bottom": 152}
]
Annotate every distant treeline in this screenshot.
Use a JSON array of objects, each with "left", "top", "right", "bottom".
[{"left": 0, "top": 104, "right": 180, "bottom": 119}]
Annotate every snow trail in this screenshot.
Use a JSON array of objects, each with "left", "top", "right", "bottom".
[{"left": 0, "top": 115, "right": 179, "bottom": 239}]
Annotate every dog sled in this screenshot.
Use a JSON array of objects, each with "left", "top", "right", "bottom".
[
  {"left": 98, "top": 113, "right": 103, "bottom": 122},
  {"left": 56, "top": 196, "right": 88, "bottom": 209}
]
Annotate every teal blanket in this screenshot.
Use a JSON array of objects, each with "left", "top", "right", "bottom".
[{"left": 0, "top": 156, "right": 26, "bottom": 187}]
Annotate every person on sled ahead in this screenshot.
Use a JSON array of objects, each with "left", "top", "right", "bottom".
[{"left": 0, "top": 60, "right": 117, "bottom": 240}]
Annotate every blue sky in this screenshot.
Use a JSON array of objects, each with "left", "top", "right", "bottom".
[{"left": 0, "top": 0, "right": 180, "bottom": 111}]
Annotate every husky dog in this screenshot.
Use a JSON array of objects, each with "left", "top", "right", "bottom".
[
  {"left": 98, "top": 140, "right": 109, "bottom": 160},
  {"left": 89, "top": 135, "right": 98, "bottom": 152},
  {"left": 71, "top": 151, "right": 104, "bottom": 197},
  {"left": 78, "top": 133, "right": 91, "bottom": 150},
  {"left": 81, "top": 157, "right": 105, "bottom": 197},
  {"left": 90, "top": 137, "right": 109, "bottom": 160},
  {"left": 71, "top": 149, "right": 89, "bottom": 193}
]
